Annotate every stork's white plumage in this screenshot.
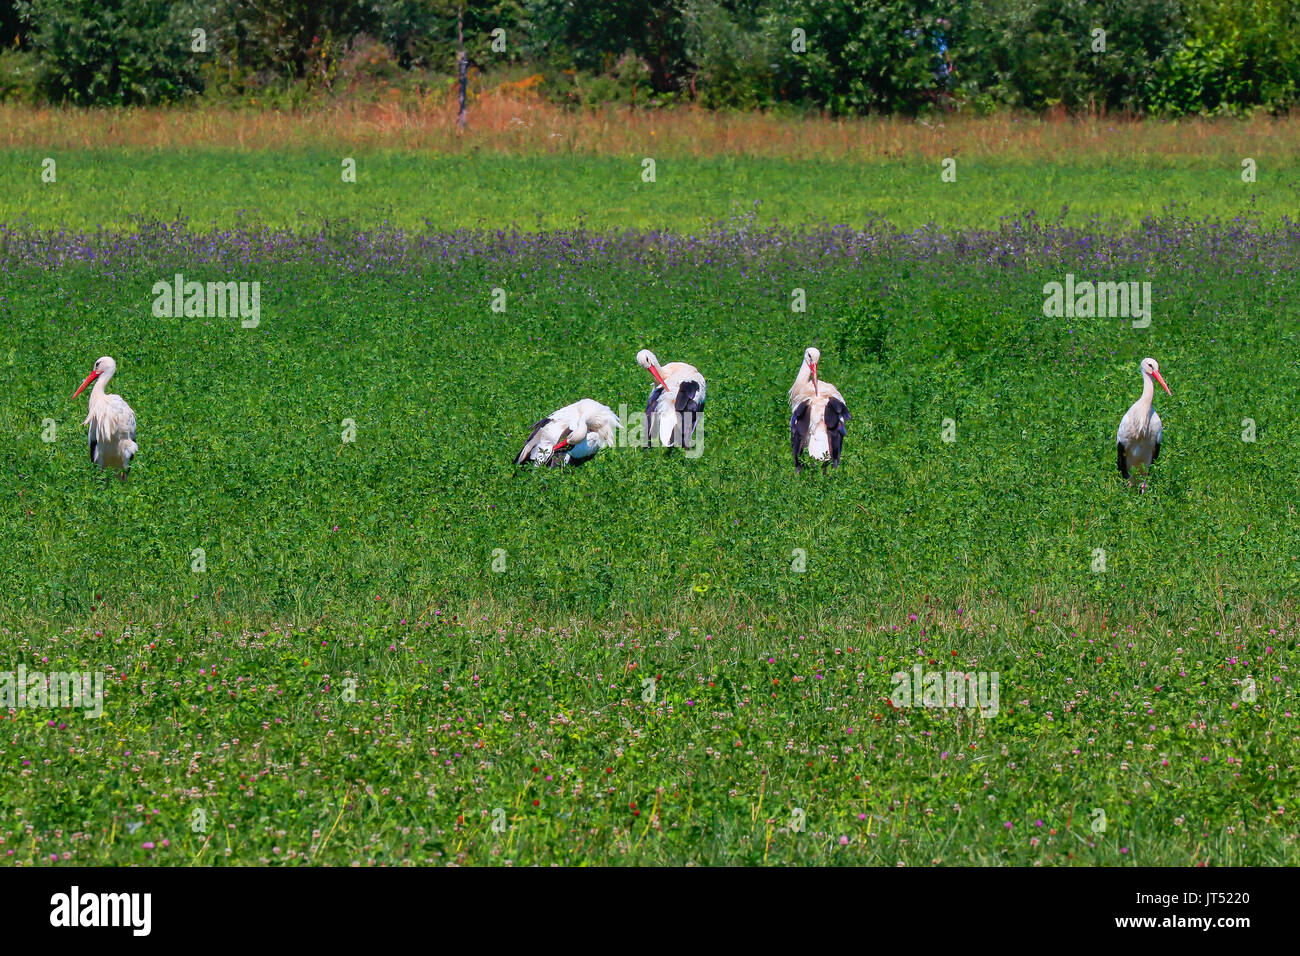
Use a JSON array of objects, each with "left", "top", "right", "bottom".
[
  {"left": 72, "top": 355, "right": 137, "bottom": 481},
  {"left": 636, "top": 349, "right": 706, "bottom": 450},
  {"left": 515, "top": 398, "right": 622, "bottom": 467},
  {"left": 1116, "top": 356, "right": 1170, "bottom": 492},
  {"left": 789, "top": 347, "right": 849, "bottom": 472}
]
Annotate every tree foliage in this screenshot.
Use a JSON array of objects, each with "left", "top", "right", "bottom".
[
  {"left": 17, "top": 0, "right": 203, "bottom": 105},
  {"left": 6, "top": 0, "right": 1300, "bottom": 114}
]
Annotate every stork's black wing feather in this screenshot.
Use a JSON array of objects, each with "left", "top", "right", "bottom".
[
  {"left": 674, "top": 380, "right": 703, "bottom": 413},
  {"left": 643, "top": 386, "right": 662, "bottom": 448},
  {"left": 675, "top": 380, "right": 704, "bottom": 446},
  {"left": 1117, "top": 442, "right": 1129, "bottom": 479},
  {"left": 791, "top": 401, "right": 811, "bottom": 471},
  {"left": 1151, "top": 441, "right": 1160, "bottom": 464},
  {"left": 825, "top": 397, "right": 849, "bottom": 466},
  {"left": 824, "top": 398, "right": 849, "bottom": 430}
]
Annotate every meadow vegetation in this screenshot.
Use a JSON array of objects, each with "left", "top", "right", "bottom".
[
  {"left": 2, "top": 1, "right": 1296, "bottom": 858},
  {"left": 2, "top": 209, "right": 1297, "bottom": 864},
  {"left": 0, "top": 103, "right": 1296, "bottom": 231}
]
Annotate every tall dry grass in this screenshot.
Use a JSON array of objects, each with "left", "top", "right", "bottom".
[{"left": 2, "top": 95, "right": 1297, "bottom": 160}]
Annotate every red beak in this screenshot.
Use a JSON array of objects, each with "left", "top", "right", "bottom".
[
  {"left": 649, "top": 365, "right": 668, "bottom": 389},
  {"left": 72, "top": 369, "right": 99, "bottom": 399},
  {"left": 810, "top": 362, "right": 819, "bottom": 395},
  {"left": 1152, "top": 370, "right": 1171, "bottom": 395}
]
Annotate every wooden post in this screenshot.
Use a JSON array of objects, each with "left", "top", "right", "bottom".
[{"left": 457, "top": 5, "right": 467, "bottom": 130}]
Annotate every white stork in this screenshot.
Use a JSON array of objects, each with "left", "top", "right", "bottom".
[
  {"left": 636, "top": 349, "right": 705, "bottom": 450},
  {"left": 515, "top": 398, "right": 622, "bottom": 467},
  {"left": 72, "top": 355, "right": 138, "bottom": 481},
  {"left": 789, "top": 346, "right": 849, "bottom": 472},
  {"left": 1116, "top": 356, "right": 1170, "bottom": 491}
]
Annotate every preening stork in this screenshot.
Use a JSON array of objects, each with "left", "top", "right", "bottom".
[
  {"left": 515, "top": 398, "right": 622, "bottom": 467},
  {"left": 636, "top": 349, "right": 706, "bottom": 450},
  {"left": 72, "top": 355, "right": 138, "bottom": 481},
  {"left": 1116, "top": 356, "right": 1170, "bottom": 491},
  {"left": 789, "top": 346, "right": 849, "bottom": 472}
]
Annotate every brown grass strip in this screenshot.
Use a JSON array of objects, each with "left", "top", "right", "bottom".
[{"left": 3, "top": 94, "right": 1296, "bottom": 161}]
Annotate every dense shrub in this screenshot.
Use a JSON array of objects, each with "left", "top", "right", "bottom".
[
  {"left": 956, "top": 0, "right": 1186, "bottom": 113},
  {"left": 765, "top": 0, "right": 956, "bottom": 114},
  {"left": 682, "top": 0, "right": 776, "bottom": 109},
  {"left": 521, "top": 0, "right": 691, "bottom": 94},
  {"left": 1149, "top": 0, "right": 1300, "bottom": 114},
  {"left": 0, "top": 48, "right": 39, "bottom": 103},
  {"left": 17, "top": 0, "right": 203, "bottom": 105},
  {"left": 398, "top": 1, "right": 524, "bottom": 70}
]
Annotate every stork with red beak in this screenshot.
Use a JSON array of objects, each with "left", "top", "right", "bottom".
[
  {"left": 636, "top": 349, "right": 706, "bottom": 451},
  {"left": 72, "top": 355, "right": 138, "bottom": 480},
  {"left": 789, "top": 346, "right": 849, "bottom": 472},
  {"left": 1117, "top": 356, "right": 1170, "bottom": 492},
  {"left": 515, "top": 398, "right": 622, "bottom": 467}
]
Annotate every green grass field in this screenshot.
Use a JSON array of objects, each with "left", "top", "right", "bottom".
[
  {"left": 2, "top": 140, "right": 1298, "bottom": 865},
  {"left": 0, "top": 149, "right": 1294, "bottom": 231}
]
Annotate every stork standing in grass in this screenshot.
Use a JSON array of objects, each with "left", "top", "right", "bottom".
[
  {"left": 636, "top": 349, "right": 706, "bottom": 451},
  {"left": 789, "top": 346, "right": 849, "bottom": 472},
  {"left": 515, "top": 398, "right": 622, "bottom": 467},
  {"left": 72, "top": 355, "right": 137, "bottom": 481},
  {"left": 1116, "top": 357, "right": 1170, "bottom": 492}
]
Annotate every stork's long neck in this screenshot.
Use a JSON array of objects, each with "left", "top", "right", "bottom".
[
  {"left": 1134, "top": 372, "right": 1155, "bottom": 431},
  {"left": 790, "top": 361, "right": 814, "bottom": 403},
  {"left": 90, "top": 371, "right": 112, "bottom": 405}
]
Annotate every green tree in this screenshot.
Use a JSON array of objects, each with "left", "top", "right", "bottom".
[
  {"left": 204, "top": 0, "right": 380, "bottom": 81},
  {"left": 956, "top": 0, "right": 1184, "bottom": 113},
  {"left": 764, "top": 0, "right": 956, "bottom": 114},
  {"left": 682, "top": 0, "right": 778, "bottom": 108},
  {"left": 522, "top": 0, "right": 691, "bottom": 93},
  {"left": 375, "top": 1, "right": 525, "bottom": 70},
  {"left": 18, "top": 0, "right": 203, "bottom": 104},
  {"left": 1151, "top": 0, "right": 1300, "bottom": 113}
]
